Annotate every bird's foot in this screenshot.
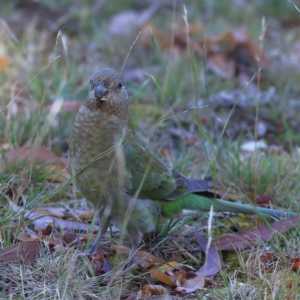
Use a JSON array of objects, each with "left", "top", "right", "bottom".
[
  {"left": 85, "top": 240, "right": 110, "bottom": 255},
  {"left": 124, "top": 254, "right": 148, "bottom": 271}
]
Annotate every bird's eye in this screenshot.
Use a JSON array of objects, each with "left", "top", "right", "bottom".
[
  {"left": 118, "top": 82, "right": 123, "bottom": 88},
  {"left": 89, "top": 79, "right": 93, "bottom": 84},
  {"left": 103, "top": 82, "right": 108, "bottom": 87}
]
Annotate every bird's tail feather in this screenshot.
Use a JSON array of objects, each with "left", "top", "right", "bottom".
[
  {"left": 159, "top": 194, "right": 298, "bottom": 218},
  {"left": 210, "top": 198, "right": 298, "bottom": 218}
]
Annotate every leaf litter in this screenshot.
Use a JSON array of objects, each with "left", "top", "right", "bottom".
[{"left": 1, "top": 1, "right": 300, "bottom": 299}]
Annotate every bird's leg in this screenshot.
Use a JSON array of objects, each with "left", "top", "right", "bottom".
[
  {"left": 89, "top": 209, "right": 111, "bottom": 253},
  {"left": 124, "top": 230, "right": 145, "bottom": 270},
  {"left": 125, "top": 242, "right": 138, "bottom": 270}
]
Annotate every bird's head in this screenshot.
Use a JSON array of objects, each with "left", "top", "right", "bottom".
[{"left": 86, "top": 68, "right": 128, "bottom": 118}]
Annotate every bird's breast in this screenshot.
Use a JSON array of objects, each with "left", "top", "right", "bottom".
[
  {"left": 69, "top": 106, "right": 129, "bottom": 204},
  {"left": 70, "top": 107, "right": 125, "bottom": 163}
]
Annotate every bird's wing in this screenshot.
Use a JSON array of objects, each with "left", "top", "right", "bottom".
[
  {"left": 123, "top": 134, "right": 211, "bottom": 200},
  {"left": 166, "top": 169, "right": 211, "bottom": 200},
  {"left": 123, "top": 137, "right": 177, "bottom": 199}
]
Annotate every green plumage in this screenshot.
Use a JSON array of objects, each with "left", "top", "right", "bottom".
[{"left": 68, "top": 68, "right": 297, "bottom": 268}]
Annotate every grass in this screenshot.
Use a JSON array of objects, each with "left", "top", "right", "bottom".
[{"left": 0, "top": 0, "right": 300, "bottom": 298}]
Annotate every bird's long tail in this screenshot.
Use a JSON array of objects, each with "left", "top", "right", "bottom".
[
  {"left": 208, "top": 198, "right": 298, "bottom": 218},
  {"left": 160, "top": 194, "right": 298, "bottom": 218}
]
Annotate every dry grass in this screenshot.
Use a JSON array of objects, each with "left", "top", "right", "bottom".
[{"left": 0, "top": 0, "right": 300, "bottom": 299}]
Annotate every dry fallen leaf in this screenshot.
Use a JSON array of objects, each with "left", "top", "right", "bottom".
[
  {"left": 76, "top": 210, "right": 94, "bottom": 221},
  {"left": 160, "top": 261, "right": 182, "bottom": 276},
  {"left": 0, "top": 56, "right": 8, "bottom": 71},
  {"left": 260, "top": 252, "right": 274, "bottom": 263},
  {"left": 150, "top": 269, "right": 177, "bottom": 287},
  {"left": 193, "top": 232, "right": 222, "bottom": 279},
  {"left": 158, "top": 25, "right": 267, "bottom": 83},
  {"left": 1, "top": 146, "right": 70, "bottom": 182},
  {"left": 8, "top": 200, "right": 97, "bottom": 231},
  {"left": 207, "top": 53, "right": 235, "bottom": 79},
  {"left": 150, "top": 268, "right": 205, "bottom": 293},
  {"left": 292, "top": 258, "right": 300, "bottom": 271},
  {"left": 161, "top": 23, "right": 203, "bottom": 52},
  {"left": 33, "top": 207, "right": 67, "bottom": 218},
  {"left": 0, "top": 241, "right": 42, "bottom": 263},
  {"left": 138, "top": 22, "right": 161, "bottom": 47},
  {"left": 212, "top": 215, "right": 299, "bottom": 251},
  {"left": 175, "top": 273, "right": 205, "bottom": 293},
  {"left": 111, "top": 244, "right": 163, "bottom": 267},
  {"left": 88, "top": 255, "right": 112, "bottom": 276},
  {"left": 206, "top": 29, "right": 266, "bottom": 64},
  {"left": 34, "top": 206, "right": 94, "bottom": 221},
  {"left": 142, "top": 284, "right": 168, "bottom": 297},
  {"left": 16, "top": 232, "right": 39, "bottom": 242},
  {"left": 0, "top": 42, "right": 8, "bottom": 71}
]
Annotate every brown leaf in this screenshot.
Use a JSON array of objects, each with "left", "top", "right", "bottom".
[
  {"left": 0, "top": 42, "right": 8, "bottom": 71},
  {"left": 9, "top": 200, "right": 96, "bottom": 231},
  {"left": 292, "top": 258, "right": 300, "bottom": 271},
  {"left": 259, "top": 252, "right": 274, "bottom": 263},
  {"left": 149, "top": 268, "right": 203, "bottom": 296},
  {"left": 4, "top": 146, "right": 62, "bottom": 166},
  {"left": 256, "top": 195, "right": 275, "bottom": 205},
  {"left": 39, "top": 225, "right": 53, "bottom": 236},
  {"left": 34, "top": 206, "right": 94, "bottom": 221},
  {"left": 162, "top": 261, "right": 182, "bottom": 276},
  {"left": 171, "top": 270, "right": 205, "bottom": 293},
  {"left": 33, "top": 207, "right": 66, "bottom": 218},
  {"left": 207, "top": 53, "right": 235, "bottom": 79},
  {"left": 193, "top": 232, "right": 222, "bottom": 278},
  {"left": 1, "top": 146, "right": 70, "bottom": 182},
  {"left": 150, "top": 269, "right": 177, "bottom": 287},
  {"left": 88, "top": 255, "right": 111, "bottom": 276},
  {"left": 206, "top": 29, "right": 266, "bottom": 63},
  {"left": 0, "top": 241, "right": 42, "bottom": 263},
  {"left": 135, "top": 250, "right": 164, "bottom": 267},
  {"left": 137, "top": 289, "right": 152, "bottom": 299},
  {"left": 63, "top": 231, "right": 77, "bottom": 245},
  {"left": 212, "top": 216, "right": 299, "bottom": 250},
  {"left": 76, "top": 210, "right": 94, "bottom": 221},
  {"left": 0, "top": 57, "right": 8, "bottom": 71},
  {"left": 175, "top": 274, "right": 205, "bottom": 293},
  {"left": 161, "top": 23, "right": 203, "bottom": 52},
  {"left": 16, "top": 232, "right": 39, "bottom": 242},
  {"left": 143, "top": 284, "right": 168, "bottom": 296},
  {"left": 138, "top": 22, "right": 161, "bottom": 47},
  {"left": 112, "top": 245, "right": 163, "bottom": 267},
  {"left": 173, "top": 270, "right": 187, "bottom": 286}
]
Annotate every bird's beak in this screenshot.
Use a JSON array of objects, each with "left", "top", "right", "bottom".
[{"left": 94, "top": 81, "right": 108, "bottom": 101}]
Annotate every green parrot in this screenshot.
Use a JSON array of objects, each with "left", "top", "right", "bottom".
[{"left": 68, "top": 68, "right": 297, "bottom": 267}]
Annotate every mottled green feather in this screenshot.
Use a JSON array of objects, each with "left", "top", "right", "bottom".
[
  {"left": 158, "top": 194, "right": 298, "bottom": 220},
  {"left": 69, "top": 68, "right": 298, "bottom": 269},
  {"left": 123, "top": 139, "right": 176, "bottom": 199}
]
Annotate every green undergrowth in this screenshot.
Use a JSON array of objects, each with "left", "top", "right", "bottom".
[{"left": 0, "top": 0, "right": 300, "bottom": 299}]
